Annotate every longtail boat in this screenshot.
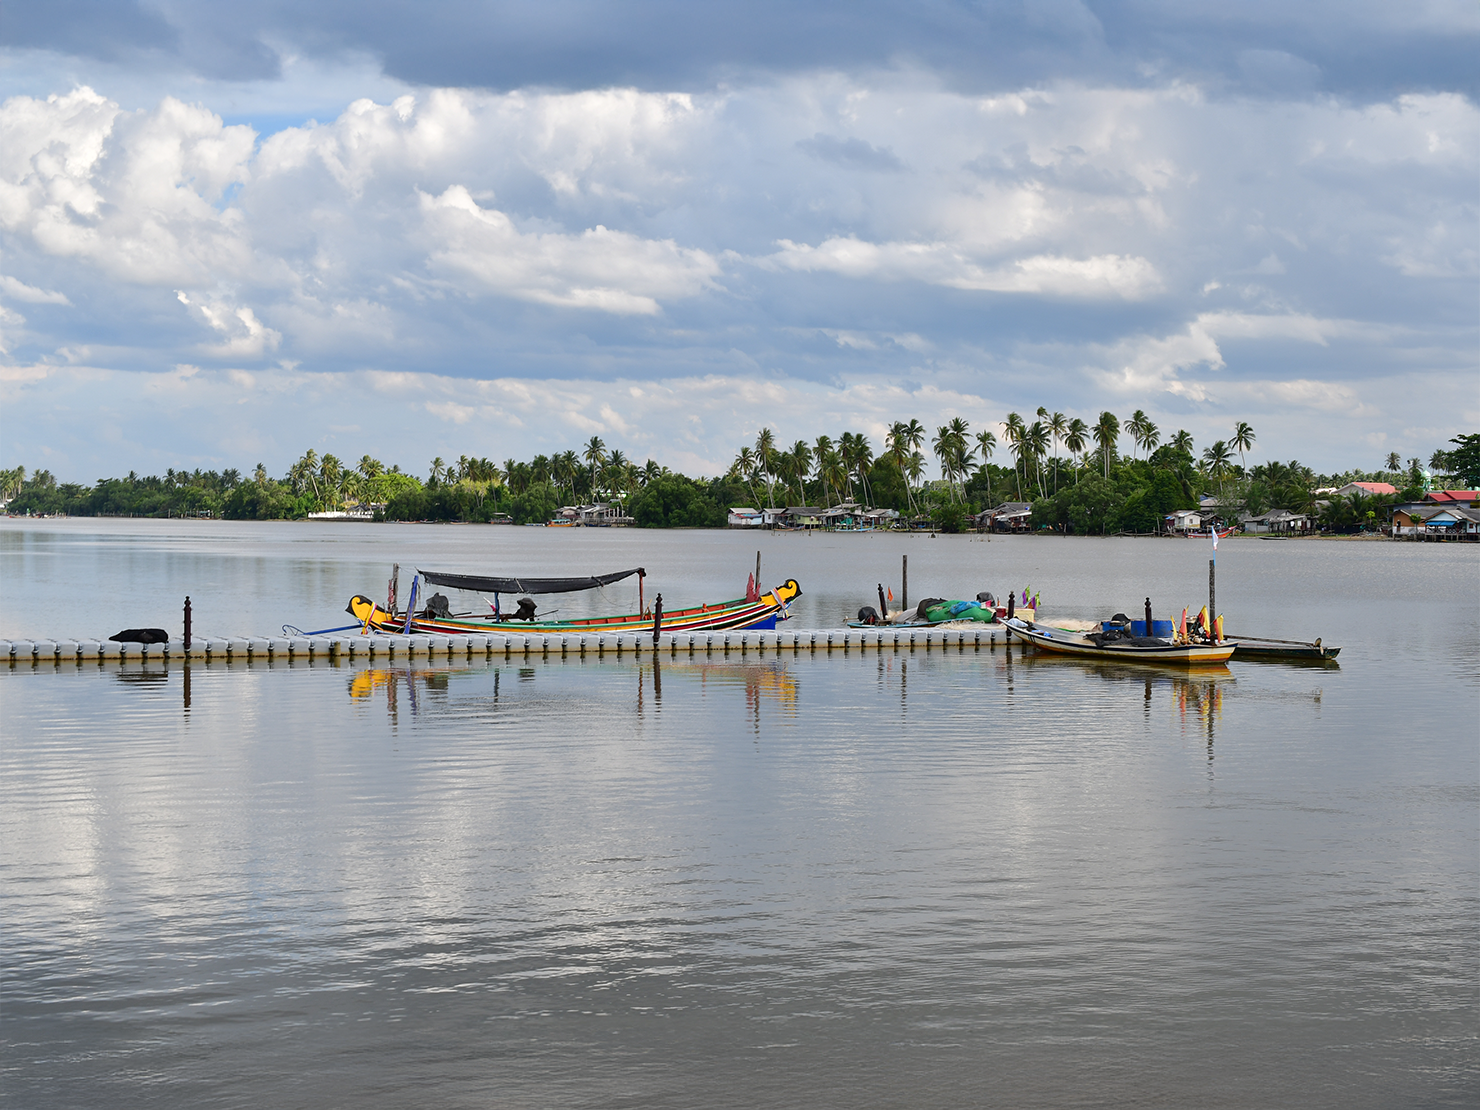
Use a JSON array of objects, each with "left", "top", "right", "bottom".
[
  {"left": 347, "top": 566, "right": 801, "bottom": 636},
  {"left": 1004, "top": 617, "right": 1235, "bottom": 666}
]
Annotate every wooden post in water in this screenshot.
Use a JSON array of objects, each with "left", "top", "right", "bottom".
[
  {"left": 1144, "top": 596, "right": 1152, "bottom": 635},
  {"left": 755, "top": 550, "right": 762, "bottom": 591},
  {"left": 902, "top": 555, "right": 908, "bottom": 611},
  {"left": 183, "top": 596, "right": 192, "bottom": 648},
  {"left": 1209, "top": 560, "right": 1216, "bottom": 634}
]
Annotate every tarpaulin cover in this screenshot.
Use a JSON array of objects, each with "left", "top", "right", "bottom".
[{"left": 417, "top": 567, "right": 645, "bottom": 595}]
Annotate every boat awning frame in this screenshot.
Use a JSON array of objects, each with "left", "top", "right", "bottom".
[{"left": 417, "top": 567, "right": 646, "bottom": 595}]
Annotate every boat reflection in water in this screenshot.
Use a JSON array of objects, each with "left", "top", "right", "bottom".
[{"left": 346, "top": 656, "right": 800, "bottom": 729}]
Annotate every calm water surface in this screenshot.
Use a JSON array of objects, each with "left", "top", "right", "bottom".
[{"left": 2, "top": 521, "right": 1477, "bottom": 1107}]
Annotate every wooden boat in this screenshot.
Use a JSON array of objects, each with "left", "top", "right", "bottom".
[
  {"left": 1004, "top": 617, "right": 1235, "bottom": 666},
  {"left": 347, "top": 566, "right": 801, "bottom": 636},
  {"left": 1227, "top": 634, "right": 1339, "bottom": 661}
]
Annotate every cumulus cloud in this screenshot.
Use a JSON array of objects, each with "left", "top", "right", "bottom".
[{"left": 420, "top": 185, "right": 720, "bottom": 314}]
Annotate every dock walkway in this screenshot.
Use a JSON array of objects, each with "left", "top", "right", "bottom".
[{"left": 3, "top": 626, "right": 1009, "bottom": 665}]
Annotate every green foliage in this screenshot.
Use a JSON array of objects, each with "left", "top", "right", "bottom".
[
  {"left": 629, "top": 475, "right": 724, "bottom": 528},
  {"left": 1444, "top": 433, "right": 1480, "bottom": 487}
]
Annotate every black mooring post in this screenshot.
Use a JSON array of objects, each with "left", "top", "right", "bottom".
[
  {"left": 1145, "top": 596, "right": 1152, "bottom": 634},
  {"left": 877, "top": 582, "right": 887, "bottom": 616},
  {"left": 902, "top": 555, "right": 908, "bottom": 611},
  {"left": 1209, "top": 560, "right": 1216, "bottom": 630},
  {"left": 184, "top": 596, "right": 192, "bottom": 648}
]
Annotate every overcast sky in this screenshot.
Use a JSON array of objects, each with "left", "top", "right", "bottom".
[{"left": 2, "top": 0, "right": 1476, "bottom": 482}]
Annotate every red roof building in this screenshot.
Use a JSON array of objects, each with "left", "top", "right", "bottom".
[{"left": 1423, "top": 490, "right": 1480, "bottom": 503}]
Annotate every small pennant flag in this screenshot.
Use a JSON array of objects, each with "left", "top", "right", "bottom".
[
  {"left": 1198, "top": 605, "right": 1208, "bottom": 631},
  {"left": 1213, "top": 614, "right": 1224, "bottom": 642},
  {"left": 1210, "top": 526, "right": 1219, "bottom": 551},
  {"left": 1179, "top": 607, "right": 1188, "bottom": 641},
  {"left": 746, "top": 573, "right": 758, "bottom": 602},
  {"left": 887, "top": 587, "right": 894, "bottom": 601}
]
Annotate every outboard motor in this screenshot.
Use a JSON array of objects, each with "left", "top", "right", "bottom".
[
  {"left": 514, "top": 597, "right": 539, "bottom": 622},
  {"left": 422, "top": 592, "right": 452, "bottom": 619},
  {"left": 857, "top": 605, "right": 880, "bottom": 625},
  {"left": 976, "top": 591, "right": 995, "bottom": 608}
]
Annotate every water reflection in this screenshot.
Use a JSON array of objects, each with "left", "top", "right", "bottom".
[{"left": 344, "top": 656, "right": 800, "bottom": 728}]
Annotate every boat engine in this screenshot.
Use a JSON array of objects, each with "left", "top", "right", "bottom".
[
  {"left": 514, "top": 597, "right": 539, "bottom": 621},
  {"left": 976, "top": 591, "right": 995, "bottom": 607},
  {"left": 421, "top": 592, "right": 452, "bottom": 619},
  {"left": 857, "top": 605, "right": 880, "bottom": 625}
]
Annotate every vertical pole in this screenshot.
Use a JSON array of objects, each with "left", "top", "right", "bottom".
[
  {"left": 183, "top": 596, "right": 192, "bottom": 648},
  {"left": 389, "top": 564, "right": 399, "bottom": 614},
  {"left": 1209, "top": 560, "right": 1216, "bottom": 639},
  {"left": 1144, "top": 596, "right": 1152, "bottom": 636},
  {"left": 756, "top": 550, "right": 762, "bottom": 591},
  {"left": 902, "top": 554, "right": 908, "bottom": 611}
]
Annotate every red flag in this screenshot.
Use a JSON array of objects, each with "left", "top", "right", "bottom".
[{"left": 746, "top": 573, "right": 758, "bottom": 602}]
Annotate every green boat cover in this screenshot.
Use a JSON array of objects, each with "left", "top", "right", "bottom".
[{"left": 923, "top": 599, "right": 996, "bottom": 623}]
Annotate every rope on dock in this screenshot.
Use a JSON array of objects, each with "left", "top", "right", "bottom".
[{"left": 1, "top": 626, "right": 1006, "bottom": 665}]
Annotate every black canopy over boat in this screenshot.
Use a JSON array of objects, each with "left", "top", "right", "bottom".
[{"left": 417, "top": 567, "right": 645, "bottom": 595}]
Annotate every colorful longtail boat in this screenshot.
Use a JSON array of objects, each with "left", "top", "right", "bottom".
[{"left": 347, "top": 566, "right": 801, "bottom": 636}]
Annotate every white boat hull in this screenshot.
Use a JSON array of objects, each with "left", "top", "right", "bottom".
[{"left": 1005, "top": 619, "right": 1235, "bottom": 666}]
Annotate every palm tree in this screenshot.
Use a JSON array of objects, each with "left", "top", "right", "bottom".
[
  {"left": 885, "top": 422, "right": 915, "bottom": 514},
  {"left": 1385, "top": 451, "right": 1402, "bottom": 472},
  {"left": 428, "top": 455, "right": 445, "bottom": 486},
  {"left": 358, "top": 454, "right": 383, "bottom": 479},
  {"left": 1126, "top": 410, "right": 1149, "bottom": 460},
  {"left": 640, "top": 459, "right": 663, "bottom": 486},
  {"left": 974, "top": 429, "right": 997, "bottom": 503},
  {"left": 604, "top": 449, "right": 629, "bottom": 504},
  {"left": 583, "top": 436, "right": 606, "bottom": 500},
  {"left": 1202, "top": 440, "right": 1234, "bottom": 498},
  {"left": 905, "top": 451, "right": 926, "bottom": 508},
  {"left": 1231, "top": 421, "right": 1256, "bottom": 471},
  {"left": 1047, "top": 411, "right": 1067, "bottom": 491},
  {"left": 1002, "top": 412, "right": 1026, "bottom": 499},
  {"left": 1064, "top": 418, "right": 1088, "bottom": 483},
  {"left": 1170, "top": 429, "right": 1194, "bottom": 455},
  {"left": 755, "top": 427, "right": 778, "bottom": 509},
  {"left": 1140, "top": 418, "right": 1161, "bottom": 458},
  {"left": 788, "top": 440, "right": 813, "bottom": 504},
  {"left": 1023, "top": 421, "right": 1050, "bottom": 498},
  {"left": 1093, "top": 412, "right": 1120, "bottom": 479}
]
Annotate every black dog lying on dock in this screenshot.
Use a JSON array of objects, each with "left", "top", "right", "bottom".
[{"left": 109, "top": 628, "right": 169, "bottom": 643}]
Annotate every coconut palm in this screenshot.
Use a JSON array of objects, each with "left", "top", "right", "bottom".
[
  {"left": 582, "top": 436, "right": 606, "bottom": 499},
  {"left": 1202, "top": 440, "right": 1234, "bottom": 497},
  {"left": 1063, "top": 418, "right": 1088, "bottom": 483},
  {"left": 974, "top": 429, "right": 997, "bottom": 503},
  {"left": 1002, "top": 412, "right": 1026, "bottom": 499},
  {"left": 1231, "top": 421, "right": 1256, "bottom": 471},
  {"left": 788, "top": 440, "right": 813, "bottom": 504},
  {"left": 1046, "top": 411, "right": 1067, "bottom": 491},
  {"left": 885, "top": 423, "right": 917, "bottom": 514},
  {"left": 1023, "top": 421, "right": 1050, "bottom": 498},
  {"left": 1385, "top": 451, "right": 1402, "bottom": 472},
  {"left": 358, "top": 455, "right": 383, "bottom": 479},
  {"left": 1093, "top": 412, "right": 1120, "bottom": 479},
  {"left": 755, "top": 427, "right": 778, "bottom": 509}
]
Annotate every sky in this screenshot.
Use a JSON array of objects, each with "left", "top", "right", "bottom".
[{"left": 1, "top": 0, "right": 1476, "bottom": 483}]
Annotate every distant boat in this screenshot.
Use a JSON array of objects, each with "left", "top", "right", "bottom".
[
  {"left": 348, "top": 566, "right": 801, "bottom": 635},
  {"left": 1004, "top": 617, "right": 1235, "bottom": 666},
  {"left": 1227, "top": 634, "right": 1339, "bottom": 661}
]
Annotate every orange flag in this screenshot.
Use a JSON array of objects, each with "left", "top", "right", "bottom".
[
  {"left": 1213, "top": 614, "right": 1224, "bottom": 642},
  {"left": 1179, "top": 607, "right": 1188, "bottom": 642}
]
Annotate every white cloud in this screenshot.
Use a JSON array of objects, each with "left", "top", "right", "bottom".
[
  {"left": 419, "top": 185, "right": 720, "bottom": 315},
  {"left": 765, "top": 238, "right": 1161, "bottom": 298},
  {"left": 0, "top": 275, "right": 70, "bottom": 304}
]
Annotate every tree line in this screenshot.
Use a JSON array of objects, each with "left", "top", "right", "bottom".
[{"left": 3, "top": 426, "right": 1475, "bottom": 533}]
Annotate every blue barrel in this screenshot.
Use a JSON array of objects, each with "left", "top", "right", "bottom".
[{"left": 1128, "top": 619, "right": 1175, "bottom": 637}]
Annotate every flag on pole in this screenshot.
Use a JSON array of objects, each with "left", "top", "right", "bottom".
[
  {"left": 1198, "top": 605, "right": 1208, "bottom": 632},
  {"left": 1179, "top": 607, "right": 1188, "bottom": 642},
  {"left": 887, "top": 587, "right": 894, "bottom": 601},
  {"left": 1213, "top": 614, "right": 1224, "bottom": 642},
  {"left": 1210, "top": 526, "right": 1219, "bottom": 552},
  {"left": 746, "top": 573, "right": 758, "bottom": 602}
]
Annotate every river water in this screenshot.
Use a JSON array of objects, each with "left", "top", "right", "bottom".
[{"left": 2, "top": 520, "right": 1477, "bottom": 1108}]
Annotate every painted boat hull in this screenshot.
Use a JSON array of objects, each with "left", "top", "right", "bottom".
[
  {"left": 1005, "top": 619, "right": 1235, "bottom": 666},
  {"left": 1229, "top": 638, "right": 1340, "bottom": 660},
  {"left": 348, "top": 579, "right": 801, "bottom": 636}
]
